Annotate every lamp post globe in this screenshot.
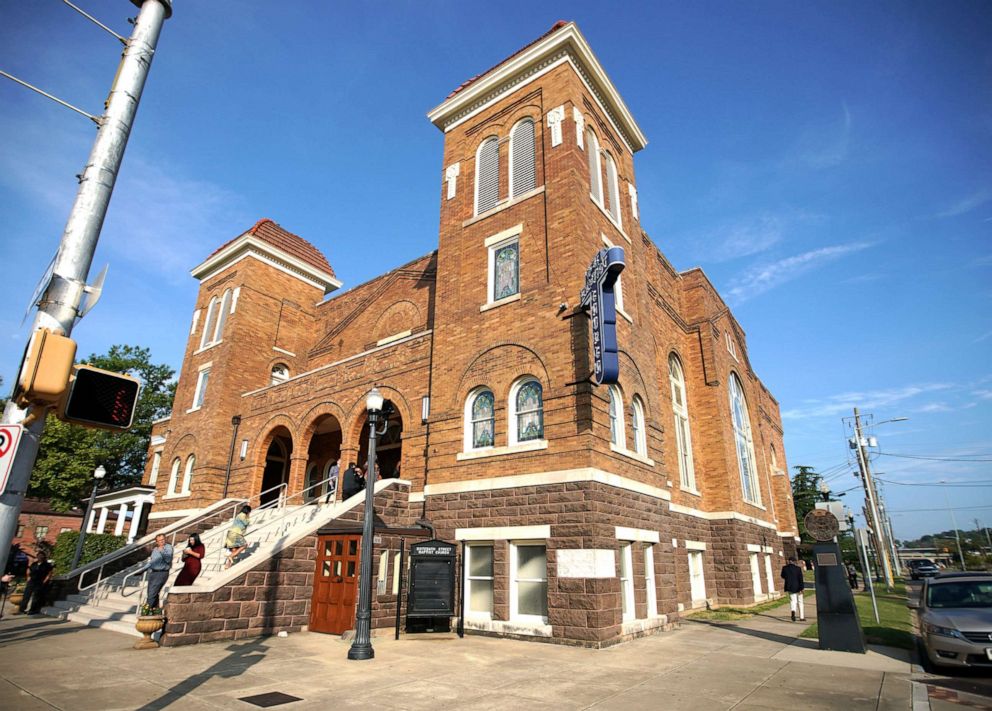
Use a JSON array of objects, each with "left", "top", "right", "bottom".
[
  {"left": 71, "top": 464, "right": 107, "bottom": 572},
  {"left": 348, "top": 387, "right": 386, "bottom": 660}
]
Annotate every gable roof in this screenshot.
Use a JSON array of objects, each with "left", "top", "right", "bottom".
[{"left": 207, "top": 219, "right": 335, "bottom": 277}]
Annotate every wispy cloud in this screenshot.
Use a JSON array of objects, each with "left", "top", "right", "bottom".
[
  {"left": 914, "top": 402, "right": 953, "bottom": 413},
  {"left": 935, "top": 186, "right": 992, "bottom": 218},
  {"left": 782, "top": 382, "right": 953, "bottom": 420},
  {"left": 974, "top": 389, "right": 992, "bottom": 400},
  {"left": 974, "top": 331, "right": 992, "bottom": 344},
  {"left": 689, "top": 209, "right": 823, "bottom": 263},
  {"left": 725, "top": 241, "right": 873, "bottom": 304},
  {"left": 793, "top": 102, "right": 852, "bottom": 169}
]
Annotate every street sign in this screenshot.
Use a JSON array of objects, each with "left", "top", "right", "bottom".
[{"left": 0, "top": 425, "right": 24, "bottom": 494}]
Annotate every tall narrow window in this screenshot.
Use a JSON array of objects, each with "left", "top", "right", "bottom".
[
  {"left": 213, "top": 288, "right": 233, "bottom": 343},
  {"left": 586, "top": 129, "right": 602, "bottom": 205},
  {"left": 193, "top": 368, "right": 210, "bottom": 410},
  {"left": 182, "top": 455, "right": 195, "bottom": 494},
  {"left": 466, "top": 544, "right": 494, "bottom": 619},
  {"left": 148, "top": 450, "right": 162, "bottom": 486},
  {"left": 608, "top": 386, "right": 625, "bottom": 448},
  {"left": 644, "top": 545, "right": 658, "bottom": 617},
  {"left": 167, "top": 458, "right": 181, "bottom": 495},
  {"left": 729, "top": 373, "right": 761, "bottom": 504},
  {"left": 669, "top": 355, "right": 696, "bottom": 491},
  {"left": 620, "top": 542, "right": 634, "bottom": 622},
  {"left": 631, "top": 396, "right": 647, "bottom": 456},
  {"left": 510, "top": 118, "right": 536, "bottom": 198},
  {"left": 493, "top": 241, "right": 519, "bottom": 301},
  {"left": 199, "top": 297, "right": 219, "bottom": 349},
  {"left": 688, "top": 550, "right": 706, "bottom": 605},
  {"left": 604, "top": 152, "right": 621, "bottom": 226},
  {"left": 511, "top": 543, "right": 548, "bottom": 622},
  {"left": 475, "top": 136, "right": 499, "bottom": 214},
  {"left": 468, "top": 389, "right": 495, "bottom": 449},
  {"left": 512, "top": 379, "right": 544, "bottom": 443}
]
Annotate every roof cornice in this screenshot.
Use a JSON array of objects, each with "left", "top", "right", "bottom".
[
  {"left": 427, "top": 23, "right": 647, "bottom": 153},
  {"left": 191, "top": 234, "right": 342, "bottom": 294}
]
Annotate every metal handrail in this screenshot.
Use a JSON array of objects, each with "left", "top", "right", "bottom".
[{"left": 77, "top": 480, "right": 290, "bottom": 594}]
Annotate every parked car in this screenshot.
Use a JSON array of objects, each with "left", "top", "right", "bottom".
[
  {"left": 909, "top": 559, "right": 940, "bottom": 580},
  {"left": 915, "top": 572, "right": 992, "bottom": 669}
]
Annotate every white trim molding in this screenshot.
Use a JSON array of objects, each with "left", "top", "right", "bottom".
[
  {"left": 615, "top": 526, "right": 660, "bottom": 543},
  {"left": 547, "top": 105, "right": 565, "bottom": 146},
  {"left": 445, "top": 162, "right": 460, "bottom": 199},
  {"left": 424, "top": 467, "right": 672, "bottom": 501},
  {"left": 685, "top": 540, "right": 707, "bottom": 551},
  {"left": 668, "top": 502, "right": 777, "bottom": 531},
  {"left": 455, "top": 524, "right": 551, "bottom": 541},
  {"left": 746, "top": 544, "right": 762, "bottom": 553},
  {"left": 456, "top": 438, "right": 545, "bottom": 461}
]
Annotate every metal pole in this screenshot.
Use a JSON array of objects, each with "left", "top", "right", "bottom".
[
  {"left": 0, "top": 0, "right": 172, "bottom": 577},
  {"left": 857, "top": 527, "right": 880, "bottom": 624},
  {"left": 853, "top": 408, "right": 893, "bottom": 588},
  {"left": 941, "top": 482, "right": 966, "bottom": 571},
  {"left": 458, "top": 540, "right": 465, "bottom": 638},
  {"left": 394, "top": 538, "right": 404, "bottom": 641},
  {"left": 70, "top": 478, "right": 100, "bottom": 571},
  {"left": 348, "top": 408, "right": 380, "bottom": 660},
  {"left": 222, "top": 415, "right": 241, "bottom": 499}
]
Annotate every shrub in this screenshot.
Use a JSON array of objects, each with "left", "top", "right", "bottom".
[{"left": 52, "top": 531, "right": 127, "bottom": 575}]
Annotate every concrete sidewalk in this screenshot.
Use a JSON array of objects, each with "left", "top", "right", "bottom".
[{"left": 0, "top": 600, "right": 920, "bottom": 710}]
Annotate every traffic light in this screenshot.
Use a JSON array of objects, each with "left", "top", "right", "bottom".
[
  {"left": 13, "top": 329, "right": 77, "bottom": 407},
  {"left": 58, "top": 365, "right": 141, "bottom": 430}
]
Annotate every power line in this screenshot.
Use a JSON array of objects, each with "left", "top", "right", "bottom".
[
  {"left": 879, "top": 451, "right": 992, "bottom": 463},
  {"left": 890, "top": 504, "right": 992, "bottom": 513},
  {"left": 876, "top": 477, "right": 992, "bottom": 488}
]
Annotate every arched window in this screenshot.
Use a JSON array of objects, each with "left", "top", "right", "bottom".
[
  {"left": 167, "top": 458, "right": 181, "bottom": 496},
  {"left": 213, "top": 289, "right": 233, "bottom": 343},
  {"left": 631, "top": 396, "right": 647, "bottom": 456},
  {"left": 604, "top": 152, "right": 621, "bottom": 226},
  {"left": 181, "top": 455, "right": 195, "bottom": 495},
  {"left": 200, "top": 297, "right": 219, "bottom": 349},
  {"left": 608, "top": 385, "right": 625, "bottom": 448},
  {"left": 511, "top": 379, "right": 544, "bottom": 444},
  {"left": 586, "top": 129, "right": 602, "bottom": 205},
  {"left": 510, "top": 118, "right": 536, "bottom": 198},
  {"left": 305, "top": 463, "right": 320, "bottom": 501},
  {"left": 729, "top": 373, "right": 760, "bottom": 504},
  {"left": 770, "top": 444, "right": 778, "bottom": 473},
  {"left": 465, "top": 389, "right": 495, "bottom": 450},
  {"left": 669, "top": 355, "right": 696, "bottom": 491},
  {"left": 475, "top": 136, "right": 500, "bottom": 214},
  {"left": 271, "top": 363, "right": 290, "bottom": 385}
]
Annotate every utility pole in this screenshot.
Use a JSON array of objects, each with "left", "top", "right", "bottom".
[
  {"left": 942, "top": 482, "right": 966, "bottom": 571},
  {"left": 977, "top": 520, "right": 992, "bottom": 553},
  {"left": 852, "top": 408, "right": 894, "bottom": 588},
  {"left": 876, "top": 481, "right": 902, "bottom": 577},
  {"left": 0, "top": 0, "right": 172, "bottom": 575}
]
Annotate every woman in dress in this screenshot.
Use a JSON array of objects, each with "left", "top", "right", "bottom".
[
  {"left": 224, "top": 505, "right": 251, "bottom": 569},
  {"left": 174, "top": 533, "right": 205, "bottom": 586}
]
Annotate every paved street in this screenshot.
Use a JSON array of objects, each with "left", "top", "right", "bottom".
[{"left": 0, "top": 598, "right": 942, "bottom": 711}]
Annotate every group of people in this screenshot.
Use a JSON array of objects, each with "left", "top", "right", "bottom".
[{"left": 140, "top": 504, "right": 252, "bottom": 609}]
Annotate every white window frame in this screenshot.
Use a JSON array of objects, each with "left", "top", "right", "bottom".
[
  {"left": 669, "top": 354, "right": 697, "bottom": 493},
  {"left": 464, "top": 542, "right": 495, "bottom": 621},
  {"left": 608, "top": 385, "right": 626, "bottom": 449},
  {"left": 644, "top": 545, "right": 658, "bottom": 617},
  {"left": 729, "top": 373, "right": 762, "bottom": 505},
  {"left": 474, "top": 135, "right": 500, "bottom": 216},
  {"left": 726, "top": 331, "right": 739, "bottom": 361},
  {"left": 508, "top": 377, "right": 544, "bottom": 446},
  {"left": 619, "top": 542, "right": 635, "bottom": 622},
  {"left": 509, "top": 540, "right": 548, "bottom": 624},
  {"left": 688, "top": 550, "right": 706, "bottom": 606},
  {"left": 463, "top": 387, "right": 496, "bottom": 452},
  {"left": 213, "top": 288, "right": 233, "bottom": 344},
  {"left": 587, "top": 128, "right": 603, "bottom": 205},
  {"left": 749, "top": 552, "right": 763, "bottom": 599},
  {"left": 509, "top": 117, "right": 536, "bottom": 199},
  {"left": 601, "top": 235, "right": 629, "bottom": 321},
  {"left": 166, "top": 458, "right": 181, "bottom": 496},
  {"left": 199, "top": 297, "right": 220, "bottom": 349},
  {"left": 181, "top": 454, "right": 195, "bottom": 495},
  {"left": 271, "top": 363, "right": 290, "bottom": 385},
  {"left": 191, "top": 364, "right": 211, "bottom": 411},
  {"left": 485, "top": 226, "right": 521, "bottom": 308},
  {"left": 631, "top": 396, "right": 647, "bottom": 457},
  {"left": 148, "top": 450, "right": 162, "bottom": 486},
  {"left": 764, "top": 554, "right": 775, "bottom": 594},
  {"left": 604, "top": 151, "right": 622, "bottom": 227}
]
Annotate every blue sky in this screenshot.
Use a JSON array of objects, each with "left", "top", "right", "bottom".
[{"left": 1, "top": 1, "right": 989, "bottom": 540}]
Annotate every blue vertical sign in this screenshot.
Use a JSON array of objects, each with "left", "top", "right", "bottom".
[{"left": 579, "top": 246, "right": 625, "bottom": 385}]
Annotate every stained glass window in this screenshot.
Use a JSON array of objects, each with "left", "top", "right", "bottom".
[
  {"left": 515, "top": 380, "right": 543, "bottom": 442},
  {"left": 471, "top": 390, "right": 495, "bottom": 449},
  {"left": 493, "top": 242, "right": 519, "bottom": 301}
]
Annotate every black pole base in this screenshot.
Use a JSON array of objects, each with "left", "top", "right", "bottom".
[{"left": 347, "top": 643, "right": 375, "bottom": 660}]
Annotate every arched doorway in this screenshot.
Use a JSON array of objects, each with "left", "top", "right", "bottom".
[
  {"left": 260, "top": 428, "right": 293, "bottom": 506},
  {"left": 357, "top": 402, "right": 403, "bottom": 481},
  {"left": 304, "top": 415, "right": 342, "bottom": 502}
]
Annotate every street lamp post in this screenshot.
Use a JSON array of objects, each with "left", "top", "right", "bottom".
[
  {"left": 70, "top": 465, "right": 106, "bottom": 571},
  {"left": 348, "top": 387, "right": 391, "bottom": 661}
]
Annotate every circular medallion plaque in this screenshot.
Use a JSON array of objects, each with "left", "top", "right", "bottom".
[{"left": 804, "top": 509, "right": 840, "bottom": 541}]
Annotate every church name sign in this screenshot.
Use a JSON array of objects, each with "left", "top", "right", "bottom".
[{"left": 580, "top": 246, "right": 625, "bottom": 385}]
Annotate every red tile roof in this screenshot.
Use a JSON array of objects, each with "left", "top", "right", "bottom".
[
  {"left": 208, "top": 219, "right": 335, "bottom": 278},
  {"left": 446, "top": 20, "right": 570, "bottom": 99}
]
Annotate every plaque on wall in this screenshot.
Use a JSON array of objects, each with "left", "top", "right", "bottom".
[{"left": 816, "top": 552, "right": 838, "bottom": 566}]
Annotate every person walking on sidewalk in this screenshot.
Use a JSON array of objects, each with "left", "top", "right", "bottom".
[
  {"left": 140, "top": 534, "right": 173, "bottom": 609},
  {"left": 18, "top": 552, "right": 54, "bottom": 615},
  {"left": 781, "top": 556, "right": 806, "bottom": 622}
]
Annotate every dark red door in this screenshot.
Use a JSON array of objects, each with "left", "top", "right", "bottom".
[{"left": 310, "top": 534, "right": 361, "bottom": 634}]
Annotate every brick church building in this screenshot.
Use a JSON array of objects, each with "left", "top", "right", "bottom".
[{"left": 141, "top": 21, "right": 799, "bottom": 647}]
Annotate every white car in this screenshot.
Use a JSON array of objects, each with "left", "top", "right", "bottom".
[{"left": 915, "top": 572, "right": 992, "bottom": 670}]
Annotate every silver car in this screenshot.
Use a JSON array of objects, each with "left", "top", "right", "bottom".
[{"left": 916, "top": 573, "right": 992, "bottom": 669}]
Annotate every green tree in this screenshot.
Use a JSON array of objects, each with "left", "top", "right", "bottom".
[
  {"left": 791, "top": 464, "right": 824, "bottom": 544},
  {"left": 29, "top": 345, "right": 175, "bottom": 511}
]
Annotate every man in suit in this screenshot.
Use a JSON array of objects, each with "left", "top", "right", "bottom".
[{"left": 780, "top": 556, "right": 806, "bottom": 622}]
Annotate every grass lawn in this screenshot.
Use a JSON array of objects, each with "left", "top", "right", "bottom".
[
  {"left": 686, "top": 591, "right": 814, "bottom": 622},
  {"left": 799, "top": 581, "right": 914, "bottom": 650}
]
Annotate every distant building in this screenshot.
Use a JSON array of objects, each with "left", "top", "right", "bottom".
[
  {"left": 13, "top": 498, "right": 83, "bottom": 558},
  {"left": 70, "top": 21, "right": 800, "bottom": 647}
]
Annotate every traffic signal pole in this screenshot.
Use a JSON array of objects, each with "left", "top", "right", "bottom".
[{"left": 0, "top": 0, "right": 171, "bottom": 575}]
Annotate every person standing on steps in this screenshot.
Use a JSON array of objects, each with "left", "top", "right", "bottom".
[
  {"left": 140, "top": 535, "right": 173, "bottom": 609},
  {"left": 174, "top": 533, "right": 205, "bottom": 586},
  {"left": 780, "top": 556, "right": 806, "bottom": 622},
  {"left": 224, "top": 505, "right": 251, "bottom": 569},
  {"left": 323, "top": 460, "right": 340, "bottom": 504},
  {"left": 342, "top": 463, "right": 363, "bottom": 500}
]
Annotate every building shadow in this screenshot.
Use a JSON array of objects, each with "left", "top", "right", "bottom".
[
  {"left": 134, "top": 636, "right": 270, "bottom": 711},
  {"left": 685, "top": 618, "right": 802, "bottom": 647}
]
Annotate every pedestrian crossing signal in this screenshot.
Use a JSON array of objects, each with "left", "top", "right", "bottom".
[{"left": 58, "top": 365, "right": 141, "bottom": 430}]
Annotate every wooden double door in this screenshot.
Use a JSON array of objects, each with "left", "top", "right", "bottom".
[{"left": 310, "top": 534, "right": 361, "bottom": 635}]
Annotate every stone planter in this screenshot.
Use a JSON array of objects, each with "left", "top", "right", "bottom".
[
  {"left": 134, "top": 615, "right": 165, "bottom": 649},
  {"left": 8, "top": 591, "right": 24, "bottom": 609}
]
